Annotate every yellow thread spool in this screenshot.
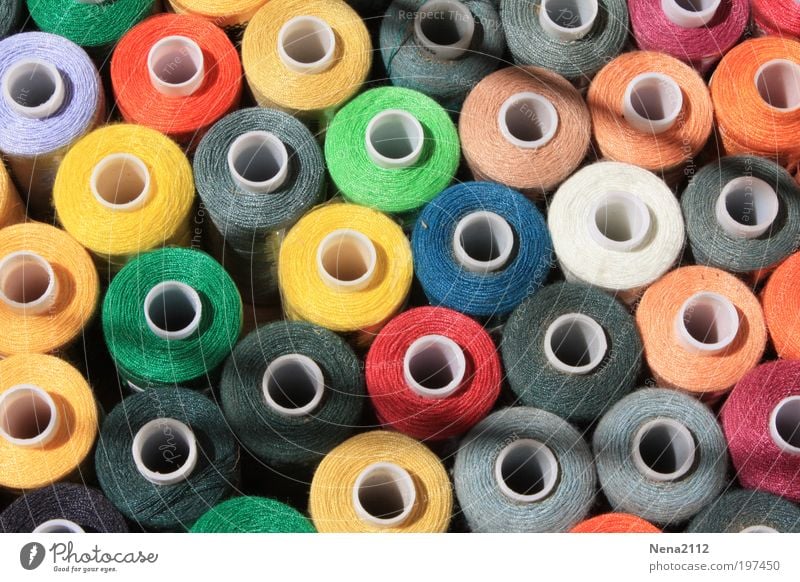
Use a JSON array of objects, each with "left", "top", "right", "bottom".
[
  {"left": 0, "top": 354, "right": 97, "bottom": 490},
  {"left": 167, "top": 0, "right": 268, "bottom": 29},
  {"left": 309, "top": 431, "right": 452, "bottom": 533},
  {"left": 279, "top": 203, "right": 412, "bottom": 346},
  {"left": 53, "top": 124, "right": 195, "bottom": 272},
  {"left": 0, "top": 223, "right": 99, "bottom": 356},
  {"left": 0, "top": 161, "right": 23, "bottom": 228},
  {"left": 242, "top": 0, "right": 371, "bottom": 121}
]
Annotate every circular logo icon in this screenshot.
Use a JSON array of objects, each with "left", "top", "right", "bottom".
[{"left": 20, "top": 542, "right": 46, "bottom": 570}]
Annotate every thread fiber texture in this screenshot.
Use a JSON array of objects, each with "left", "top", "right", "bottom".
[
  {"left": 687, "top": 489, "right": 800, "bottom": 533},
  {"left": 168, "top": 0, "right": 268, "bottom": 28},
  {"left": 571, "top": 513, "right": 661, "bottom": 533},
  {"left": 191, "top": 497, "right": 315, "bottom": 533},
  {"left": 0, "top": 162, "right": 23, "bottom": 228},
  {"left": 762, "top": 252, "right": 800, "bottom": 360},
  {"left": 0, "top": 0, "right": 21, "bottom": 39},
  {"left": 751, "top": 0, "right": 800, "bottom": 36}
]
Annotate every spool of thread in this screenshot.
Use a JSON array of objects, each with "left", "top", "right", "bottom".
[
  {"left": 366, "top": 306, "right": 501, "bottom": 441},
  {"left": 191, "top": 497, "right": 315, "bottom": 533},
  {"left": 380, "top": 0, "right": 505, "bottom": 110},
  {"left": 687, "top": 489, "right": 800, "bottom": 533},
  {"left": 0, "top": 0, "right": 21, "bottom": 40},
  {"left": 412, "top": 181, "right": 552, "bottom": 319},
  {"left": 0, "top": 354, "right": 98, "bottom": 490},
  {"left": 571, "top": 513, "right": 661, "bottom": 533},
  {"left": 242, "top": 0, "right": 371, "bottom": 123},
  {"left": 347, "top": 0, "right": 392, "bottom": 16},
  {"left": 502, "top": 282, "right": 643, "bottom": 425},
  {"left": 168, "top": 0, "right": 268, "bottom": 29},
  {"left": 751, "top": 0, "right": 800, "bottom": 37},
  {"left": 588, "top": 51, "right": 713, "bottom": 180},
  {"left": 220, "top": 321, "right": 364, "bottom": 467},
  {"left": 95, "top": 387, "right": 239, "bottom": 530},
  {"left": 636, "top": 265, "right": 767, "bottom": 398},
  {"left": 0, "top": 32, "right": 103, "bottom": 216},
  {"left": 712, "top": 37, "right": 800, "bottom": 168},
  {"left": 682, "top": 156, "right": 800, "bottom": 277},
  {"left": 460, "top": 66, "right": 591, "bottom": 198},
  {"left": 194, "top": 107, "right": 325, "bottom": 305},
  {"left": 629, "top": 0, "right": 749, "bottom": 73},
  {"left": 54, "top": 124, "right": 195, "bottom": 273},
  {"left": 500, "top": 0, "right": 629, "bottom": 82},
  {"left": 0, "top": 161, "right": 23, "bottom": 228},
  {"left": 102, "top": 248, "right": 243, "bottom": 389},
  {"left": 722, "top": 360, "right": 800, "bottom": 503},
  {"left": 594, "top": 388, "right": 728, "bottom": 525},
  {"left": 0, "top": 223, "right": 99, "bottom": 356},
  {"left": 454, "top": 407, "right": 595, "bottom": 533},
  {"left": 309, "top": 430, "right": 452, "bottom": 533},
  {"left": 111, "top": 14, "right": 242, "bottom": 148},
  {"left": 763, "top": 251, "right": 800, "bottom": 359},
  {"left": 278, "top": 204, "right": 413, "bottom": 347},
  {"left": 548, "top": 161, "right": 684, "bottom": 304},
  {"left": 1, "top": 484, "right": 128, "bottom": 533},
  {"left": 27, "top": 0, "right": 155, "bottom": 53},
  {"left": 325, "top": 87, "right": 460, "bottom": 218}
]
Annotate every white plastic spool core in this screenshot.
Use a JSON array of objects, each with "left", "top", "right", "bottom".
[
  {"left": 715, "top": 176, "right": 780, "bottom": 239},
  {"left": 403, "top": 335, "right": 466, "bottom": 399},
  {"left": 262, "top": 354, "right": 325, "bottom": 417},
  {"left": 661, "top": 0, "right": 721, "bottom": 28},
  {"left": 0, "top": 385, "right": 59, "bottom": 448},
  {"left": 588, "top": 191, "right": 652, "bottom": 252},
  {"left": 226, "top": 131, "right": 289, "bottom": 194},
  {"left": 675, "top": 292, "right": 740, "bottom": 354},
  {"left": 143, "top": 281, "right": 203, "bottom": 341},
  {"left": 543, "top": 314, "right": 608, "bottom": 375},
  {"left": 131, "top": 418, "right": 198, "bottom": 486},
  {"left": 147, "top": 36, "right": 204, "bottom": 97},
  {"left": 452, "top": 211, "right": 515, "bottom": 273},
  {"left": 498, "top": 92, "right": 559, "bottom": 149},
  {"left": 316, "top": 229, "right": 377, "bottom": 292},
  {"left": 352, "top": 462, "right": 417, "bottom": 527},
  {"left": 741, "top": 525, "right": 779, "bottom": 533},
  {"left": 414, "top": 0, "right": 475, "bottom": 61},
  {"left": 623, "top": 73, "right": 684, "bottom": 135},
  {"left": 0, "top": 251, "right": 57, "bottom": 315},
  {"left": 33, "top": 519, "right": 85, "bottom": 533},
  {"left": 90, "top": 153, "right": 151, "bottom": 211},
  {"left": 1, "top": 58, "right": 65, "bottom": 119},
  {"left": 278, "top": 16, "right": 336, "bottom": 74},
  {"left": 769, "top": 396, "right": 800, "bottom": 455},
  {"left": 365, "top": 109, "right": 425, "bottom": 169},
  {"left": 495, "top": 439, "right": 559, "bottom": 503},
  {"left": 539, "top": 0, "right": 599, "bottom": 41},
  {"left": 632, "top": 418, "right": 696, "bottom": 482},
  {"left": 755, "top": 59, "right": 800, "bottom": 112}
]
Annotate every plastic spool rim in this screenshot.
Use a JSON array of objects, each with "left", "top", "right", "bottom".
[
  {"left": 1, "top": 58, "right": 65, "bottom": 119},
  {"left": 497, "top": 92, "right": 559, "bottom": 149},
  {"left": 147, "top": 35, "right": 205, "bottom": 97},
  {"left": 741, "top": 525, "right": 779, "bottom": 533},
  {"left": 769, "top": 396, "right": 800, "bottom": 455},
  {"left": 632, "top": 418, "right": 696, "bottom": 482},
  {"left": 32, "top": 519, "right": 85, "bottom": 533},
  {"left": 539, "top": 0, "right": 599, "bottom": 41},
  {"left": 0, "top": 384, "right": 59, "bottom": 448},
  {"left": 0, "top": 251, "right": 58, "bottom": 315},
  {"left": 675, "top": 291, "right": 740, "bottom": 354},
  {"left": 755, "top": 59, "right": 800, "bottom": 112},
  {"left": 543, "top": 313, "right": 608, "bottom": 375},
  {"left": 661, "top": 0, "right": 721, "bottom": 28},
  {"left": 414, "top": 0, "right": 476, "bottom": 61},
  {"left": 262, "top": 353, "right": 325, "bottom": 417},
  {"left": 403, "top": 334, "right": 467, "bottom": 399},
  {"left": 316, "top": 229, "right": 377, "bottom": 292},
  {"left": 587, "top": 190, "right": 652, "bottom": 252},
  {"left": 495, "top": 438, "right": 559, "bottom": 503},
  {"left": 452, "top": 211, "right": 515, "bottom": 273},
  {"left": 365, "top": 109, "right": 425, "bottom": 169},
  {"left": 226, "top": 131, "right": 290, "bottom": 194},
  {"left": 143, "top": 281, "right": 203, "bottom": 341},
  {"left": 715, "top": 176, "right": 780, "bottom": 239},
  {"left": 352, "top": 462, "right": 417, "bottom": 527},
  {"left": 90, "top": 153, "right": 152, "bottom": 211},
  {"left": 622, "top": 72, "right": 683, "bottom": 135},
  {"left": 131, "top": 418, "right": 198, "bottom": 486},
  {"left": 277, "top": 16, "right": 337, "bottom": 75}
]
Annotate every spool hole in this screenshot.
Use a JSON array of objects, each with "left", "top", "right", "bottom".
[
  {"left": 403, "top": 335, "right": 466, "bottom": 398},
  {"left": 770, "top": 396, "right": 800, "bottom": 453},
  {"left": 365, "top": 110, "right": 424, "bottom": 168},
  {"left": 543, "top": 0, "right": 595, "bottom": 29},
  {"left": 5, "top": 61, "right": 59, "bottom": 109},
  {"left": 544, "top": 314, "right": 608, "bottom": 375},
  {"left": 0, "top": 386, "right": 55, "bottom": 443},
  {"left": 416, "top": 0, "right": 474, "bottom": 46},
  {"left": 500, "top": 93, "right": 558, "bottom": 147},
  {"left": 144, "top": 281, "right": 202, "bottom": 341},
  {"left": 90, "top": 154, "right": 150, "bottom": 209},
  {"left": 495, "top": 439, "right": 559, "bottom": 503},
  {"left": 588, "top": 192, "right": 652, "bottom": 252},
  {"left": 0, "top": 252, "right": 54, "bottom": 307},
  {"left": 453, "top": 211, "right": 515, "bottom": 273},
  {"left": 148, "top": 36, "right": 204, "bottom": 87},
  {"left": 716, "top": 177, "right": 779, "bottom": 239},
  {"left": 673, "top": 0, "right": 717, "bottom": 10},
  {"left": 755, "top": 60, "right": 800, "bottom": 111},
  {"left": 262, "top": 354, "right": 324, "bottom": 416},
  {"left": 623, "top": 73, "right": 683, "bottom": 134},
  {"left": 678, "top": 292, "right": 739, "bottom": 352},
  {"left": 132, "top": 418, "right": 198, "bottom": 485},
  {"left": 353, "top": 463, "right": 416, "bottom": 527},
  {"left": 227, "top": 131, "right": 289, "bottom": 193},
  {"left": 317, "top": 229, "right": 377, "bottom": 290},
  {"left": 278, "top": 16, "right": 336, "bottom": 73},
  {"left": 633, "top": 419, "right": 696, "bottom": 481},
  {"left": 33, "top": 519, "right": 85, "bottom": 534}
]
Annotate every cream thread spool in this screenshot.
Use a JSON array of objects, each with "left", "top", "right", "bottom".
[
  {"left": 754, "top": 59, "right": 800, "bottom": 112},
  {"left": 0, "top": 251, "right": 58, "bottom": 315},
  {"left": 316, "top": 229, "right": 377, "bottom": 292},
  {"left": 414, "top": 0, "right": 475, "bottom": 60},
  {"left": 543, "top": 313, "right": 608, "bottom": 375},
  {"left": 452, "top": 211, "right": 515, "bottom": 274},
  {"left": 143, "top": 281, "right": 203, "bottom": 342},
  {"left": 32, "top": 519, "right": 85, "bottom": 533},
  {"left": 538, "top": 0, "right": 599, "bottom": 42},
  {"left": 494, "top": 439, "right": 559, "bottom": 503},
  {"left": 90, "top": 153, "right": 151, "bottom": 211},
  {"left": 769, "top": 396, "right": 800, "bottom": 455},
  {"left": 226, "top": 131, "right": 290, "bottom": 194},
  {"left": 632, "top": 418, "right": 697, "bottom": 482},
  {"left": 352, "top": 462, "right": 417, "bottom": 527},
  {"left": 402, "top": 334, "right": 466, "bottom": 399},
  {"left": 262, "top": 353, "right": 325, "bottom": 417},
  {"left": 147, "top": 36, "right": 205, "bottom": 98},
  {"left": 622, "top": 72, "right": 684, "bottom": 135},
  {"left": 365, "top": 109, "right": 425, "bottom": 170},
  {"left": 714, "top": 176, "right": 779, "bottom": 240},
  {"left": 675, "top": 292, "right": 740, "bottom": 355},
  {"left": 277, "top": 16, "right": 337, "bottom": 75},
  {"left": 497, "top": 92, "right": 559, "bottom": 150},
  {"left": 0, "top": 384, "right": 59, "bottom": 448},
  {"left": 660, "top": 0, "right": 721, "bottom": 28},
  {"left": 1, "top": 58, "right": 65, "bottom": 120},
  {"left": 131, "top": 417, "right": 198, "bottom": 486}
]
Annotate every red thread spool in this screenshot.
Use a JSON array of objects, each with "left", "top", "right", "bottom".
[
  {"left": 570, "top": 513, "right": 661, "bottom": 533},
  {"left": 365, "top": 306, "right": 501, "bottom": 441},
  {"left": 111, "top": 14, "right": 242, "bottom": 148},
  {"left": 722, "top": 360, "right": 800, "bottom": 503}
]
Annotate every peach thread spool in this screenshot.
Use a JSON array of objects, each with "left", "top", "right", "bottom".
[{"left": 762, "top": 251, "right": 800, "bottom": 360}]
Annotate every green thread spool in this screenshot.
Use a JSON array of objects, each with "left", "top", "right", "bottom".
[
  {"left": 220, "top": 321, "right": 365, "bottom": 466},
  {"left": 325, "top": 86, "right": 460, "bottom": 218},
  {"left": 190, "top": 497, "right": 315, "bottom": 533},
  {"left": 102, "top": 247, "right": 243, "bottom": 389},
  {"left": 687, "top": 489, "right": 800, "bottom": 533}
]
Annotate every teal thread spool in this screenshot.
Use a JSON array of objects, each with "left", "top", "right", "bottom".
[
  {"left": 502, "top": 282, "right": 643, "bottom": 425},
  {"left": 102, "top": 248, "right": 243, "bottom": 390},
  {"left": 194, "top": 108, "right": 326, "bottom": 305},
  {"left": 220, "top": 321, "right": 365, "bottom": 467},
  {"left": 325, "top": 86, "right": 460, "bottom": 219},
  {"left": 0, "top": 0, "right": 21, "bottom": 39},
  {"left": 687, "top": 489, "right": 800, "bottom": 533},
  {"left": 95, "top": 387, "right": 239, "bottom": 531},
  {"left": 381, "top": 0, "right": 506, "bottom": 111},
  {"left": 190, "top": 497, "right": 315, "bottom": 533}
]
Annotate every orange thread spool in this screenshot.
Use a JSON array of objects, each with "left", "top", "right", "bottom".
[
  {"left": 762, "top": 251, "right": 800, "bottom": 359},
  {"left": 570, "top": 513, "right": 661, "bottom": 533}
]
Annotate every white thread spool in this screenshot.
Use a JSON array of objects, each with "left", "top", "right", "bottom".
[
  {"left": 543, "top": 314, "right": 608, "bottom": 375},
  {"left": 495, "top": 439, "right": 559, "bottom": 503},
  {"left": 143, "top": 281, "right": 203, "bottom": 341},
  {"left": 661, "top": 0, "right": 721, "bottom": 28},
  {"left": 632, "top": 418, "right": 696, "bottom": 482},
  {"left": 365, "top": 109, "right": 425, "bottom": 170},
  {"left": 754, "top": 59, "right": 800, "bottom": 112},
  {"left": 352, "top": 462, "right": 417, "bottom": 527},
  {"left": 539, "top": 0, "right": 599, "bottom": 41},
  {"left": 32, "top": 519, "right": 85, "bottom": 533},
  {"left": 497, "top": 92, "right": 559, "bottom": 149},
  {"left": 131, "top": 418, "right": 198, "bottom": 486},
  {"left": 715, "top": 176, "right": 780, "bottom": 239},
  {"left": 587, "top": 191, "right": 652, "bottom": 252},
  {"left": 0, "top": 251, "right": 58, "bottom": 315},
  {"left": 278, "top": 16, "right": 336, "bottom": 75},
  {"left": 226, "top": 131, "right": 290, "bottom": 194},
  {"left": 623, "top": 73, "right": 684, "bottom": 134},
  {"left": 452, "top": 211, "right": 515, "bottom": 273},
  {"left": 316, "top": 229, "right": 377, "bottom": 292},
  {"left": 675, "top": 292, "right": 740, "bottom": 355},
  {"left": 0, "top": 385, "right": 59, "bottom": 448},
  {"left": 741, "top": 525, "right": 779, "bottom": 533},
  {"left": 90, "top": 153, "right": 151, "bottom": 211},
  {"left": 414, "top": 0, "right": 475, "bottom": 60},
  {"left": 769, "top": 396, "right": 800, "bottom": 455},
  {"left": 262, "top": 354, "right": 325, "bottom": 417},
  {"left": 403, "top": 335, "right": 466, "bottom": 399},
  {"left": 1, "top": 58, "right": 65, "bottom": 119},
  {"left": 147, "top": 36, "right": 205, "bottom": 97}
]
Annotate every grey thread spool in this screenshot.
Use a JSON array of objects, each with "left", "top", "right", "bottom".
[
  {"left": 194, "top": 107, "right": 325, "bottom": 305},
  {"left": 687, "top": 489, "right": 800, "bottom": 533},
  {"left": 681, "top": 156, "right": 800, "bottom": 276},
  {"left": 454, "top": 407, "right": 596, "bottom": 532},
  {"left": 593, "top": 388, "right": 729, "bottom": 526},
  {"left": 380, "top": 0, "right": 506, "bottom": 111},
  {"left": 501, "top": 282, "right": 642, "bottom": 424}
]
